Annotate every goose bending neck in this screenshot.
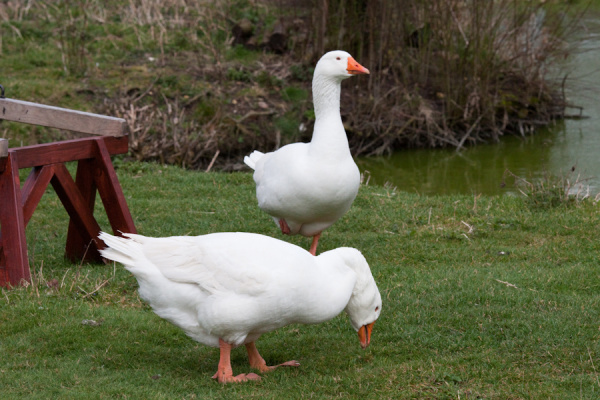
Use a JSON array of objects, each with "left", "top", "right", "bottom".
[{"left": 309, "top": 74, "right": 350, "bottom": 158}]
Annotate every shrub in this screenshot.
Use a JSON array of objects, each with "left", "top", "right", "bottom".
[{"left": 295, "top": 0, "right": 585, "bottom": 155}]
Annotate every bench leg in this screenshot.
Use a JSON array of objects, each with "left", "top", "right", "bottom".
[
  {"left": 64, "top": 138, "right": 136, "bottom": 263},
  {"left": 93, "top": 138, "right": 137, "bottom": 236},
  {"left": 64, "top": 158, "right": 103, "bottom": 263},
  {"left": 0, "top": 152, "right": 30, "bottom": 287}
]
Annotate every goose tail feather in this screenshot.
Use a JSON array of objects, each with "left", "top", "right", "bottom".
[
  {"left": 99, "top": 231, "right": 145, "bottom": 269},
  {"left": 243, "top": 150, "right": 265, "bottom": 170}
]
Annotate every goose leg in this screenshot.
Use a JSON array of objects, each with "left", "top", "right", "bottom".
[
  {"left": 309, "top": 232, "right": 321, "bottom": 256},
  {"left": 245, "top": 342, "right": 300, "bottom": 373},
  {"left": 212, "top": 338, "right": 261, "bottom": 383},
  {"left": 278, "top": 218, "right": 291, "bottom": 235}
]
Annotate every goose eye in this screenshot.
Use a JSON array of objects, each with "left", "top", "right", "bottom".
[
  {"left": 336, "top": 57, "right": 341, "bottom": 60},
  {"left": 375, "top": 306, "right": 379, "bottom": 312}
]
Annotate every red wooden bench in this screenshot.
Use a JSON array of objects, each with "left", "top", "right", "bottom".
[{"left": 0, "top": 97, "right": 137, "bottom": 287}]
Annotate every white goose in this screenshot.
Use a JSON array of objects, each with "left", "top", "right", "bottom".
[
  {"left": 98, "top": 231, "right": 382, "bottom": 384},
  {"left": 244, "top": 50, "right": 369, "bottom": 255}
]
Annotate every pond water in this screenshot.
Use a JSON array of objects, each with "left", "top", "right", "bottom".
[{"left": 357, "top": 13, "right": 600, "bottom": 196}]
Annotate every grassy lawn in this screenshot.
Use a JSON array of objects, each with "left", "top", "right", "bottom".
[{"left": 1, "top": 161, "right": 600, "bottom": 399}]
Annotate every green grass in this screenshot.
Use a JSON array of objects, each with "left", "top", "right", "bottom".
[{"left": 2, "top": 161, "right": 600, "bottom": 399}]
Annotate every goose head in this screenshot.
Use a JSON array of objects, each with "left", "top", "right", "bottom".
[
  {"left": 325, "top": 248, "right": 382, "bottom": 349},
  {"left": 311, "top": 51, "right": 370, "bottom": 119},
  {"left": 314, "top": 50, "right": 370, "bottom": 82},
  {"left": 346, "top": 272, "right": 382, "bottom": 349}
]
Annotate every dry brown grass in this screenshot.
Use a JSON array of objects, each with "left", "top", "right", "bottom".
[
  {"left": 0, "top": 0, "right": 586, "bottom": 168},
  {"left": 301, "top": 0, "right": 583, "bottom": 155}
]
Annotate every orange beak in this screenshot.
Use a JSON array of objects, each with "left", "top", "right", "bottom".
[
  {"left": 358, "top": 321, "right": 375, "bottom": 349},
  {"left": 347, "top": 57, "right": 370, "bottom": 75}
]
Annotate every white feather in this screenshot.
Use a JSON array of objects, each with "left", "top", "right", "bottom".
[
  {"left": 99, "top": 231, "right": 381, "bottom": 348},
  {"left": 245, "top": 51, "right": 366, "bottom": 237},
  {"left": 243, "top": 150, "right": 265, "bottom": 170}
]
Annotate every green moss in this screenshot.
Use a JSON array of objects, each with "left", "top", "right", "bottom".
[
  {"left": 226, "top": 67, "right": 253, "bottom": 82},
  {"left": 274, "top": 113, "right": 301, "bottom": 138},
  {"left": 281, "top": 86, "right": 308, "bottom": 104}
]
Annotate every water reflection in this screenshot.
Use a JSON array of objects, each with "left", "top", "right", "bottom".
[
  {"left": 358, "top": 13, "right": 600, "bottom": 196},
  {"left": 358, "top": 125, "right": 572, "bottom": 196}
]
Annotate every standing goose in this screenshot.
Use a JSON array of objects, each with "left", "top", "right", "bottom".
[
  {"left": 99, "top": 231, "right": 382, "bottom": 383},
  {"left": 244, "top": 50, "right": 369, "bottom": 255}
]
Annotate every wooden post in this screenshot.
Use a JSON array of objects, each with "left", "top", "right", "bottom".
[
  {"left": 0, "top": 98, "right": 136, "bottom": 288},
  {"left": 65, "top": 137, "right": 137, "bottom": 262},
  {"left": 93, "top": 138, "right": 137, "bottom": 236},
  {"left": 65, "top": 158, "right": 102, "bottom": 263},
  {"left": 21, "top": 165, "right": 56, "bottom": 226},
  {"left": 0, "top": 151, "right": 30, "bottom": 286}
]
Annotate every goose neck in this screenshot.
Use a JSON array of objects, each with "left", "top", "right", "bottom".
[
  {"left": 309, "top": 75, "right": 351, "bottom": 157},
  {"left": 312, "top": 74, "right": 343, "bottom": 120}
]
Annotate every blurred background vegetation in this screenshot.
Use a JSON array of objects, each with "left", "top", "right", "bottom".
[{"left": 0, "top": 0, "right": 590, "bottom": 169}]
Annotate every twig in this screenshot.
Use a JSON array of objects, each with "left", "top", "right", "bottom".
[
  {"left": 588, "top": 347, "right": 600, "bottom": 388},
  {"left": 495, "top": 279, "right": 518, "bottom": 289},
  {"left": 34, "top": 261, "right": 43, "bottom": 298},
  {"left": 205, "top": 149, "right": 220, "bottom": 172},
  {"left": 60, "top": 269, "right": 71, "bottom": 289},
  {"left": 456, "top": 114, "right": 485, "bottom": 150},
  {"left": 461, "top": 221, "right": 474, "bottom": 233},
  {"left": 132, "top": 76, "right": 160, "bottom": 105},
  {"left": 446, "top": 0, "right": 469, "bottom": 46},
  {"left": 80, "top": 279, "right": 110, "bottom": 299},
  {"left": 228, "top": 110, "right": 276, "bottom": 124}
]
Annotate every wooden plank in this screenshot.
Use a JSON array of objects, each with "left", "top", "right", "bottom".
[
  {"left": 0, "top": 152, "right": 30, "bottom": 287},
  {"left": 0, "top": 139, "right": 7, "bottom": 173},
  {"left": 21, "top": 165, "right": 55, "bottom": 227},
  {"left": 50, "top": 164, "right": 104, "bottom": 258},
  {"left": 65, "top": 158, "right": 102, "bottom": 263},
  {"left": 0, "top": 98, "right": 128, "bottom": 137},
  {"left": 10, "top": 135, "right": 129, "bottom": 168},
  {"left": 0, "top": 253, "right": 6, "bottom": 285},
  {"left": 93, "top": 139, "right": 137, "bottom": 236},
  {"left": 0, "top": 138, "right": 7, "bottom": 158}
]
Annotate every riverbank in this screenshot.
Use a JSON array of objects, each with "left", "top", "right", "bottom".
[
  {"left": 2, "top": 162, "right": 599, "bottom": 398},
  {"left": 0, "top": 0, "right": 586, "bottom": 170},
  {"left": 358, "top": 8, "right": 600, "bottom": 196}
]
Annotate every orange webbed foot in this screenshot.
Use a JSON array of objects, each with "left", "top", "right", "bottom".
[
  {"left": 273, "top": 360, "right": 301, "bottom": 369},
  {"left": 212, "top": 371, "right": 261, "bottom": 383},
  {"left": 252, "top": 359, "right": 301, "bottom": 373},
  {"left": 213, "top": 338, "right": 262, "bottom": 384},
  {"left": 246, "top": 342, "right": 300, "bottom": 373}
]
